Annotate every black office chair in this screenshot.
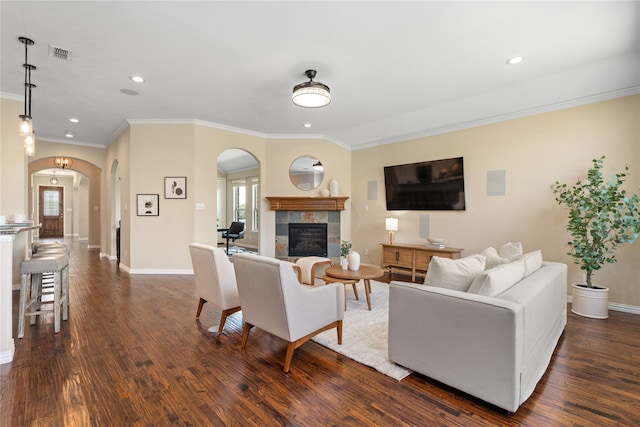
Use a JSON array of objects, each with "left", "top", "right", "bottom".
[{"left": 222, "top": 221, "right": 245, "bottom": 253}]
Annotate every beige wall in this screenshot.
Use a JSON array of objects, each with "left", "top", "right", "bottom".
[
  {"left": 105, "top": 127, "right": 130, "bottom": 266},
  {"left": 1, "top": 98, "right": 28, "bottom": 218},
  {"left": 352, "top": 95, "right": 639, "bottom": 306}
]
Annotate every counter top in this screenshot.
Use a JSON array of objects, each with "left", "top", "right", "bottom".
[{"left": 0, "top": 222, "right": 41, "bottom": 235}]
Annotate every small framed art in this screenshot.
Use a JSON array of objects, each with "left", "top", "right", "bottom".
[
  {"left": 137, "top": 194, "right": 159, "bottom": 216},
  {"left": 165, "top": 177, "right": 187, "bottom": 199}
]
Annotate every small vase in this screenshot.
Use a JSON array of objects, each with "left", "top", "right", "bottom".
[
  {"left": 330, "top": 179, "right": 339, "bottom": 197},
  {"left": 348, "top": 251, "right": 360, "bottom": 271},
  {"left": 341, "top": 257, "right": 348, "bottom": 270}
]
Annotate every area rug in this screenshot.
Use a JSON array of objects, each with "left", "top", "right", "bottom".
[{"left": 311, "top": 280, "right": 413, "bottom": 381}]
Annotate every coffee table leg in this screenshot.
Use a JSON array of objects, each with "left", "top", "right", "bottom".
[{"left": 364, "top": 279, "right": 372, "bottom": 310}]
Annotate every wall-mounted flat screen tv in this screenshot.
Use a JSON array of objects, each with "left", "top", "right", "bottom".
[{"left": 384, "top": 157, "right": 465, "bottom": 211}]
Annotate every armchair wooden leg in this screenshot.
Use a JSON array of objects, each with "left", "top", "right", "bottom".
[
  {"left": 196, "top": 298, "right": 207, "bottom": 318},
  {"left": 284, "top": 343, "right": 296, "bottom": 373},
  {"left": 337, "top": 320, "right": 343, "bottom": 345},
  {"left": 217, "top": 306, "right": 241, "bottom": 334},
  {"left": 241, "top": 323, "right": 254, "bottom": 349}
]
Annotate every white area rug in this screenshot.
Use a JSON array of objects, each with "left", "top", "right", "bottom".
[{"left": 311, "top": 280, "right": 412, "bottom": 381}]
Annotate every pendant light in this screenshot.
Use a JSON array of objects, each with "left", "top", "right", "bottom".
[
  {"left": 50, "top": 171, "right": 58, "bottom": 185},
  {"left": 18, "top": 36, "right": 36, "bottom": 156}
]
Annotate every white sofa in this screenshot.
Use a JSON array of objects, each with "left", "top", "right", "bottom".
[{"left": 388, "top": 257, "right": 567, "bottom": 412}]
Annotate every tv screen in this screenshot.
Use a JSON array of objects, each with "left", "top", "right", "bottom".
[{"left": 384, "top": 157, "right": 465, "bottom": 211}]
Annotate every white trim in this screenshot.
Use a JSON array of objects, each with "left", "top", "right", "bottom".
[
  {"left": 128, "top": 268, "right": 194, "bottom": 275},
  {"left": 119, "top": 263, "right": 131, "bottom": 274},
  {"left": 0, "top": 341, "right": 15, "bottom": 365},
  {"left": 87, "top": 245, "right": 100, "bottom": 249},
  {"left": 351, "top": 87, "right": 640, "bottom": 151}
]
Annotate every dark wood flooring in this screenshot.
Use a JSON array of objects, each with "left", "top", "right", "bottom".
[{"left": 2, "top": 240, "right": 640, "bottom": 426}]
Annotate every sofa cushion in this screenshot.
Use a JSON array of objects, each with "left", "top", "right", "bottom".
[
  {"left": 498, "top": 242, "right": 523, "bottom": 261},
  {"left": 522, "top": 250, "right": 543, "bottom": 277},
  {"left": 481, "top": 246, "right": 511, "bottom": 269},
  {"left": 467, "top": 260, "right": 526, "bottom": 297},
  {"left": 424, "top": 254, "right": 486, "bottom": 292}
]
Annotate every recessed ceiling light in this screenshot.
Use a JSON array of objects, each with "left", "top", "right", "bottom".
[
  {"left": 65, "top": 131, "right": 74, "bottom": 138},
  {"left": 303, "top": 123, "right": 311, "bottom": 128},
  {"left": 130, "top": 75, "right": 144, "bottom": 83},
  {"left": 69, "top": 118, "right": 79, "bottom": 123},
  {"left": 506, "top": 56, "right": 525, "bottom": 65}
]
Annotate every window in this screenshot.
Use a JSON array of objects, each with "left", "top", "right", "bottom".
[
  {"left": 43, "top": 190, "right": 60, "bottom": 216},
  {"left": 252, "top": 178, "right": 259, "bottom": 232},
  {"left": 232, "top": 179, "right": 246, "bottom": 222}
]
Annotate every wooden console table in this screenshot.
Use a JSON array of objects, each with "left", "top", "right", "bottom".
[{"left": 379, "top": 243, "right": 463, "bottom": 282}]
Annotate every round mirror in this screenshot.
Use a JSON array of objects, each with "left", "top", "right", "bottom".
[{"left": 289, "top": 156, "right": 324, "bottom": 191}]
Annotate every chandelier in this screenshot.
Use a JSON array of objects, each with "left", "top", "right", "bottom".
[
  {"left": 18, "top": 36, "right": 36, "bottom": 156},
  {"left": 54, "top": 157, "right": 73, "bottom": 169},
  {"left": 292, "top": 70, "right": 331, "bottom": 108}
]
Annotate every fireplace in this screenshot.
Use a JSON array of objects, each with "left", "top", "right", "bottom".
[{"left": 288, "top": 223, "right": 328, "bottom": 257}]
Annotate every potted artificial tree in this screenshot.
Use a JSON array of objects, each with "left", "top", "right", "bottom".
[{"left": 551, "top": 156, "right": 640, "bottom": 319}]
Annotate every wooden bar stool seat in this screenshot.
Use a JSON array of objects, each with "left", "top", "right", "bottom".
[{"left": 18, "top": 254, "right": 70, "bottom": 338}]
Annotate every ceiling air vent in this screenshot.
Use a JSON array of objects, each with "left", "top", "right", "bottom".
[{"left": 48, "top": 44, "right": 72, "bottom": 61}]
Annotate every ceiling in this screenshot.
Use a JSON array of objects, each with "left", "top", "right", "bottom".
[{"left": 1, "top": 1, "right": 638, "bottom": 151}]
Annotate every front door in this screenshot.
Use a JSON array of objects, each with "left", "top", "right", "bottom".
[{"left": 39, "top": 186, "right": 64, "bottom": 238}]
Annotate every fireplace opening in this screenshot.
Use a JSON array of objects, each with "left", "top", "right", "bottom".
[{"left": 288, "top": 223, "right": 328, "bottom": 257}]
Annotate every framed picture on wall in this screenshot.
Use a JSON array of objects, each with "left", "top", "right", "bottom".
[
  {"left": 164, "top": 177, "right": 187, "bottom": 199},
  {"left": 137, "top": 194, "right": 159, "bottom": 216}
]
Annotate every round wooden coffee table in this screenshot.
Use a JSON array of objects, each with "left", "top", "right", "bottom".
[{"left": 323, "top": 265, "right": 384, "bottom": 310}]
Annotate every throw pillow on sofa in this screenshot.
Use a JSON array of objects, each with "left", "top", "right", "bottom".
[
  {"left": 498, "top": 241, "right": 523, "bottom": 261},
  {"left": 467, "top": 260, "right": 526, "bottom": 297},
  {"left": 522, "top": 250, "right": 543, "bottom": 277},
  {"left": 424, "top": 254, "right": 486, "bottom": 292},
  {"left": 481, "top": 246, "right": 511, "bottom": 269}
]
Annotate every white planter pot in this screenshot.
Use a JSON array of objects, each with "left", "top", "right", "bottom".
[
  {"left": 348, "top": 251, "right": 360, "bottom": 271},
  {"left": 571, "top": 283, "right": 609, "bottom": 319}
]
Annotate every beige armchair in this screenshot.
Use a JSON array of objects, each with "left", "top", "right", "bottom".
[
  {"left": 189, "top": 243, "right": 241, "bottom": 334},
  {"left": 232, "top": 253, "right": 345, "bottom": 372}
]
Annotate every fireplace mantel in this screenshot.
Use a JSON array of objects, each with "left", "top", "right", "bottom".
[{"left": 266, "top": 196, "right": 349, "bottom": 211}]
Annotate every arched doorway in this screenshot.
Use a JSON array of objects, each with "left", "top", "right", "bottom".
[
  {"left": 28, "top": 157, "right": 101, "bottom": 248},
  {"left": 217, "top": 149, "right": 260, "bottom": 253}
]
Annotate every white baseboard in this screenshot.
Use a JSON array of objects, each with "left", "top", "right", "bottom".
[
  {"left": 0, "top": 341, "right": 15, "bottom": 365},
  {"left": 119, "top": 263, "right": 131, "bottom": 273},
  {"left": 128, "top": 268, "right": 194, "bottom": 275},
  {"left": 78, "top": 237, "right": 88, "bottom": 241},
  {"left": 87, "top": 245, "right": 100, "bottom": 249}
]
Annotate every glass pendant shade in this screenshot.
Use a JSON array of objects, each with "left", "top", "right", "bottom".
[
  {"left": 19, "top": 115, "right": 32, "bottom": 136},
  {"left": 50, "top": 172, "right": 58, "bottom": 185},
  {"left": 24, "top": 143, "right": 35, "bottom": 157}
]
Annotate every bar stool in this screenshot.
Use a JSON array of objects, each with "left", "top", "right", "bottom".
[
  {"left": 18, "top": 253, "right": 70, "bottom": 338},
  {"left": 32, "top": 242, "right": 68, "bottom": 254}
]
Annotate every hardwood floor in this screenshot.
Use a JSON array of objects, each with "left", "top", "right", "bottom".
[{"left": 2, "top": 240, "right": 639, "bottom": 426}]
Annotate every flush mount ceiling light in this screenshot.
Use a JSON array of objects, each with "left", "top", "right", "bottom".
[
  {"left": 54, "top": 157, "right": 73, "bottom": 169},
  {"left": 65, "top": 130, "right": 74, "bottom": 138},
  {"left": 130, "top": 75, "right": 144, "bottom": 83},
  {"left": 292, "top": 69, "right": 331, "bottom": 108}
]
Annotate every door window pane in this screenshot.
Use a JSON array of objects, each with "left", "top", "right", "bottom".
[{"left": 44, "top": 190, "right": 59, "bottom": 216}]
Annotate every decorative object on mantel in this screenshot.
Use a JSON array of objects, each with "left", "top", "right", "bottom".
[
  {"left": 551, "top": 156, "right": 640, "bottom": 319},
  {"left": 265, "top": 196, "right": 349, "bottom": 211},
  {"left": 330, "top": 178, "right": 339, "bottom": 196},
  {"left": 320, "top": 189, "right": 330, "bottom": 197},
  {"left": 385, "top": 217, "right": 398, "bottom": 245}
]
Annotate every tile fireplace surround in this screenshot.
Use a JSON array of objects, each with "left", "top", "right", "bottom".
[{"left": 275, "top": 210, "right": 341, "bottom": 262}]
